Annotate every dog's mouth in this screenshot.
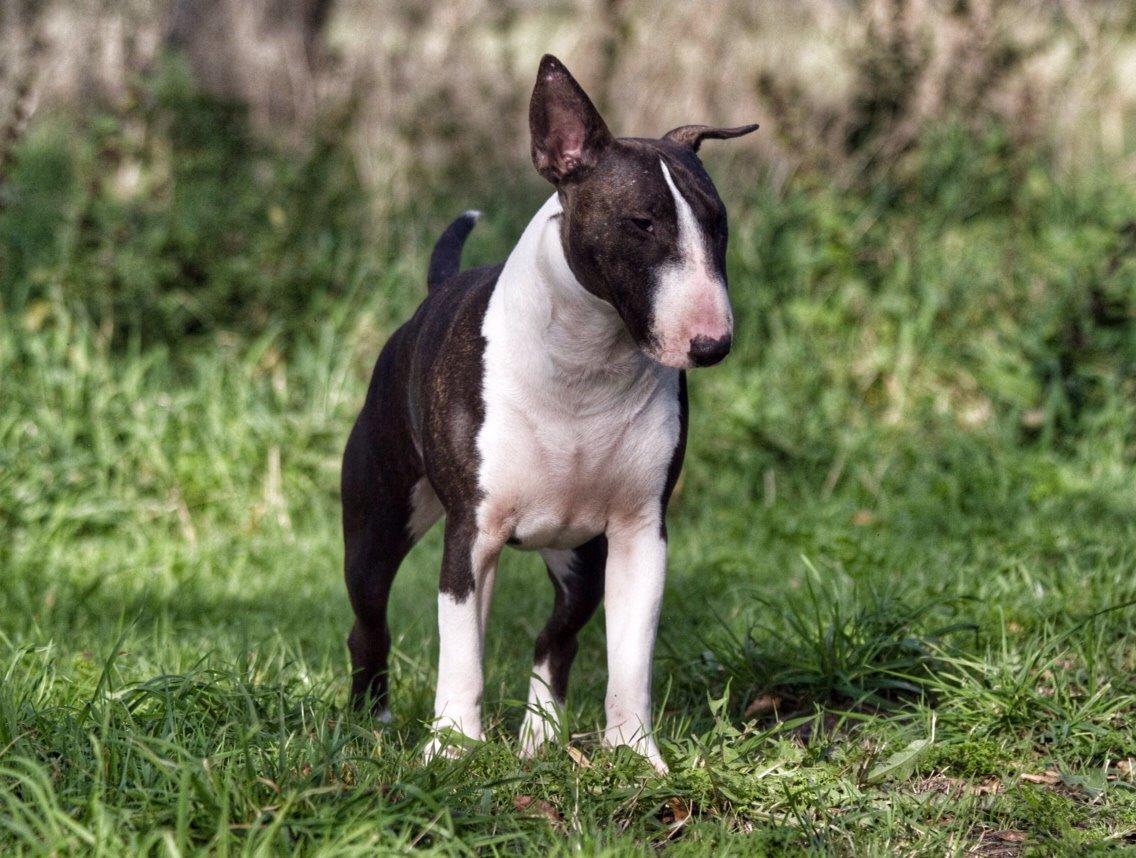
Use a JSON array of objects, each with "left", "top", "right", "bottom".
[
  {"left": 643, "top": 343, "right": 694, "bottom": 370},
  {"left": 643, "top": 332, "right": 733, "bottom": 370}
]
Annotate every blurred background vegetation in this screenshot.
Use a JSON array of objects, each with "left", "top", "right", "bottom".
[
  {"left": 3, "top": 0, "right": 1136, "bottom": 501},
  {"left": 3, "top": 1, "right": 1136, "bottom": 850},
  {"left": 3, "top": 0, "right": 1135, "bottom": 391}
]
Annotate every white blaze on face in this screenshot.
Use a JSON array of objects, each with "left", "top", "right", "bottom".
[{"left": 650, "top": 160, "right": 733, "bottom": 368}]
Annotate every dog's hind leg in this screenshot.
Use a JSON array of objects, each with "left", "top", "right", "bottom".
[
  {"left": 519, "top": 536, "right": 606, "bottom": 757},
  {"left": 342, "top": 349, "right": 443, "bottom": 719}
]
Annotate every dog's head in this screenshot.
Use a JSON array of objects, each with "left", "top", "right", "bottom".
[{"left": 530, "top": 54, "right": 757, "bottom": 369}]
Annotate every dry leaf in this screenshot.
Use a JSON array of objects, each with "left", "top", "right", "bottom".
[
  {"left": 654, "top": 798, "right": 692, "bottom": 845},
  {"left": 513, "top": 795, "right": 562, "bottom": 826},
  {"left": 988, "top": 829, "right": 1026, "bottom": 842},
  {"left": 661, "top": 797, "right": 690, "bottom": 825},
  {"left": 1021, "top": 770, "right": 1060, "bottom": 785},
  {"left": 852, "top": 509, "right": 875, "bottom": 526},
  {"left": 566, "top": 746, "right": 592, "bottom": 768}
]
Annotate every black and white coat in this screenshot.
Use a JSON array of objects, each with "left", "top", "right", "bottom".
[{"left": 341, "top": 55, "right": 755, "bottom": 772}]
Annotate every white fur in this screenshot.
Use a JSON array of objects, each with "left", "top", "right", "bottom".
[
  {"left": 426, "top": 536, "right": 499, "bottom": 761},
  {"left": 603, "top": 523, "right": 668, "bottom": 772},
  {"left": 517, "top": 547, "right": 572, "bottom": 755},
  {"left": 649, "top": 160, "right": 733, "bottom": 368},
  {"left": 518, "top": 658, "right": 561, "bottom": 757},
  {"left": 475, "top": 194, "right": 681, "bottom": 553},
  {"left": 426, "top": 592, "right": 483, "bottom": 760},
  {"left": 429, "top": 194, "right": 680, "bottom": 769}
]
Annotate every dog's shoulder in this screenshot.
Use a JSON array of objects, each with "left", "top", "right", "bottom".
[{"left": 403, "top": 262, "right": 503, "bottom": 506}]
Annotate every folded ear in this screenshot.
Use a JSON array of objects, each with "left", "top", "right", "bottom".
[
  {"left": 529, "top": 54, "right": 613, "bottom": 184},
  {"left": 663, "top": 123, "right": 759, "bottom": 153}
]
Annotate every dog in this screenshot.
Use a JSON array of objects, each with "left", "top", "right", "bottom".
[{"left": 341, "top": 54, "right": 756, "bottom": 772}]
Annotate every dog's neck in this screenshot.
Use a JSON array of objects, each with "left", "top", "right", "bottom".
[{"left": 488, "top": 194, "right": 659, "bottom": 398}]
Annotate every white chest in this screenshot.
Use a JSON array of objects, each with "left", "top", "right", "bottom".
[
  {"left": 475, "top": 368, "right": 680, "bottom": 550},
  {"left": 471, "top": 193, "right": 683, "bottom": 550}
]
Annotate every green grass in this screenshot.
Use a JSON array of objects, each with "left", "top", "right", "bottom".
[{"left": 3, "top": 85, "right": 1136, "bottom": 854}]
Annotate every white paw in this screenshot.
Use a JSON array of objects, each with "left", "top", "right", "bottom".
[
  {"left": 645, "top": 750, "right": 669, "bottom": 774},
  {"left": 423, "top": 715, "right": 482, "bottom": 763},
  {"left": 519, "top": 663, "right": 564, "bottom": 759},
  {"left": 604, "top": 727, "right": 669, "bottom": 774},
  {"left": 518, "top": 710, "right": 561, "bottom": 759},
  {"left": 423, "top": 734, "right": 464, "bottom": 763}
]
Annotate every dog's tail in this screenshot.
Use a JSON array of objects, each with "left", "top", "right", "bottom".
[{"left": 427, "top": 210, "right": 480, "bottom": 290}]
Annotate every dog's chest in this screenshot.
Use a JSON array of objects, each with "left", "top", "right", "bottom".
[
  {"left": 475, "top": 368, "right": 680, "bottom": 550},
  {"left": 464, "top": 195, "right": 682, "bottom": 550}
]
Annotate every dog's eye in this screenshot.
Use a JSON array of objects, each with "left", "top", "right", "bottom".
[{"left": 625, "top": 216, "right": 654, "bottom": 235}]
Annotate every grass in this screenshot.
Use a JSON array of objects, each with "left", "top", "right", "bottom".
[{"left": 3, "top": 82, "right": 1136, "bottom": 854}]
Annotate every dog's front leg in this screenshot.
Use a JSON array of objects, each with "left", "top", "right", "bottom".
[
  {"left": 425, "top": 517, "right": 500, "bottom": 761},
  {"left": 603, "top": 518, "right": 668, "bottom": 773}
]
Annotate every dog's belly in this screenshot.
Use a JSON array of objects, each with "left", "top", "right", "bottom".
[{"left": 475, "top": 375, "right": 681, "bottom": 552}]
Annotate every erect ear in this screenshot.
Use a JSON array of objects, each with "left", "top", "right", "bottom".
[
  {"left": 663, "top": 123, "right": 759, "bottom": 153},
  {"left": 529, "top": 54, "right": 613, "bottom": 185}
]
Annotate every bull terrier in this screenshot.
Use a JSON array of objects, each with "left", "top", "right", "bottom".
[{"left": 342, "top": 54, "right": 756, "bottom": 772}]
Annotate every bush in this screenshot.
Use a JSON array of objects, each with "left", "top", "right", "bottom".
[{"left": 1, "top": 60, "right": 371, "bottom": 349}]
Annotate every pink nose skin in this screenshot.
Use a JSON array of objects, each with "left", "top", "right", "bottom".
[{"left": 688, "top": 333, "right": 732, "bottom": 367}]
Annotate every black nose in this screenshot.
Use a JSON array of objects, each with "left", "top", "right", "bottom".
[{"left": 688, "top": 334, "right": 732, "bottom": 367}]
